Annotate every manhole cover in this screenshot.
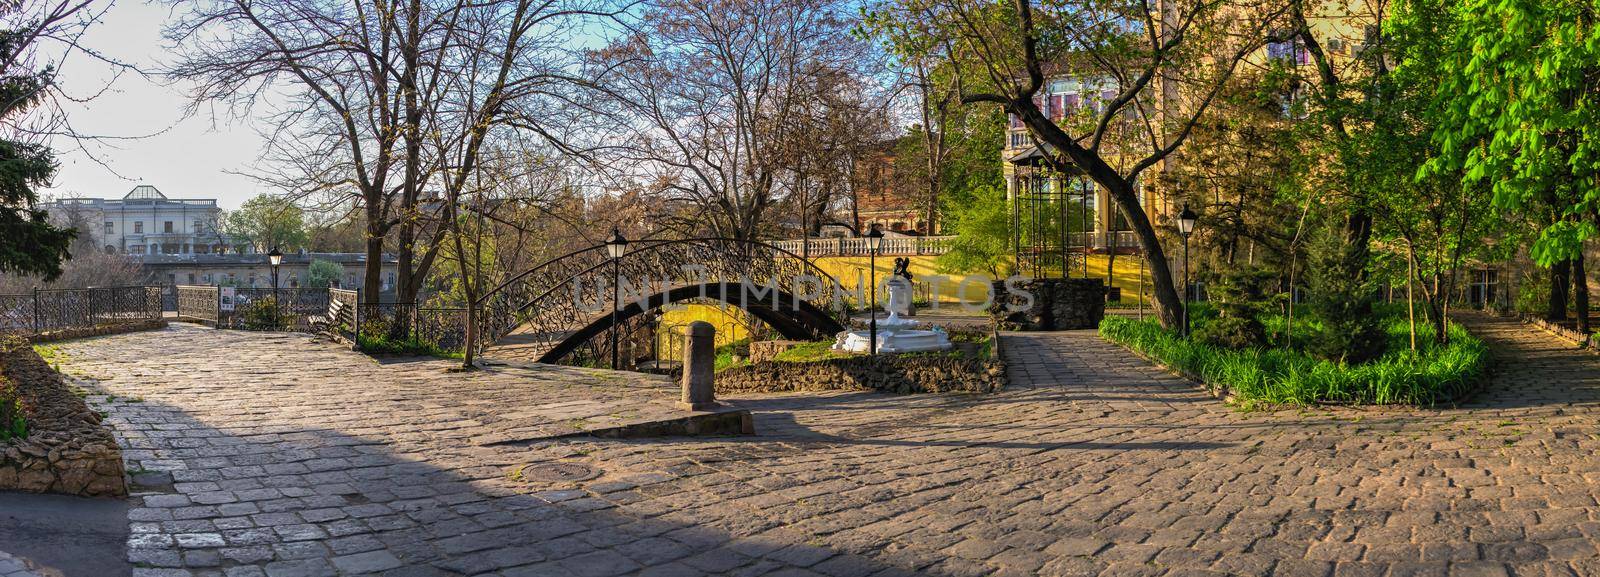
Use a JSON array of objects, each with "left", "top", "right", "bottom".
[{"left": 518, "top": 462, "right": 601, "bottom": 483}]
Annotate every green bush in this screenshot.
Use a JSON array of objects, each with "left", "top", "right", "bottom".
[
  {"left": 1194, "top": 266, "right": 1274, "bottom": 349},
  {"left": 1304, "top": 232, "right": 1387, "bottom": 363},
  {"left": 0, "top": 391, "right": 23, "bottom": 441},
  {"left": 355, "top": 332, "right": 463, "bottom": 359},
  {"left": 241, "top": 297, "right": 291, "bottom": 331},
  {"left": 1100, "top": 311, "right": 1488, "bottom": 407}
]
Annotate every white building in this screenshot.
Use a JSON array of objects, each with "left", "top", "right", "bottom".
[{"left": 44, "top": 185, "right": 246, "bottom": 256}]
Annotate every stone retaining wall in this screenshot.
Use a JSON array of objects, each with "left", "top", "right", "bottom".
[
  {"left": 990, "top": 278, "right": 1106, "bottom": 330},
  {"left": 0, "top": 337, "right": 126, "bottom": 497},
  {"left": 30, "top": 319, "right": 168, "bottom": 343},
  {"left": 717, "top": 347, "right": 1005, "bottom": 394}
]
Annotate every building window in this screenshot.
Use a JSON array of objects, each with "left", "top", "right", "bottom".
[
  {"left": 104, "top": 221, "right": 113, "bottom": 234},
  {"left": 164, "top": 221, "right": 174, "bottom": 233},
  {"left": 134, "top": 222, "right": 143, "bottom": 234},
  {"left": 188, "top": 273, "right": 196, "bottom": 284},
  {"left": 193, "top": 221, "right": 203, "bottom": 234}
]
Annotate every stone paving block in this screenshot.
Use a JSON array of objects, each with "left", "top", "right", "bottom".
[{"left": 51, "top": 317, "right": 1600, "bottom": 577}]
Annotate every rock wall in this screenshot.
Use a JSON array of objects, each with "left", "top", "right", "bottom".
[
  {"left": 0, "top": 337, "right": 127, "bottom": 497},
  {"left": 717, "top": 347, "right": 1005, "bottom": 394},
  {"left": 990, "top": 278, "right": 1107, "bottom": 330},
  {"left": 31, "top": 319, "right": 167, "bottom": 343}
]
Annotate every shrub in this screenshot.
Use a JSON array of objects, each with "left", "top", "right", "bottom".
[
  {"left": 241, "top": 297, "right": 291, "bottom": 331},
  {"left": 0, "top": 386, "right": 23, "bottom": 441},
  {"left": 1304, "top": 232, "right": 1386, "bottom": 363},
  {"left": 1194, "top": 266, "right": 1273, "bottom": 349},
  {"left": 1100, "top": 312, "right": 1488, "bottom": 407},
  {"left": 355, "top": 332, "right": 463, "bottom": 359}
]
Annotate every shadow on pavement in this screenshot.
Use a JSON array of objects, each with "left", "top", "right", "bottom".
[{"left": 0, "top": 491, "right": 129, "bottom": 577}]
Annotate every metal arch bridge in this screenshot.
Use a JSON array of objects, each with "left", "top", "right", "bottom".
[{"left": 469, "top": 238, "right": 850, "bottom": 364}]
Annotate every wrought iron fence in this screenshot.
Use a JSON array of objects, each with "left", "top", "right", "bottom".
[
  {"left": 176, "top": 285, "right": 220, "bottom": 323},
  {"left": 0, "top": 286, "right": 163, "bottom": 336},
  {"left": 219, "top": 288, "right": 330, "bottom": 331},
  {"left": 356, "top": 302, "right": 467, "bottom": 354}
]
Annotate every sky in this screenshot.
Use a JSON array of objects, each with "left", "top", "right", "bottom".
[{"left": 41, "top": 0, "right": 272, "bottom": 209}]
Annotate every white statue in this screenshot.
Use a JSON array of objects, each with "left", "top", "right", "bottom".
[{"left": 832, "top": 259, "right": 952, "bottom": 354}]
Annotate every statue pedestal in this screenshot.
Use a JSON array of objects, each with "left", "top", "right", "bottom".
[{"left": 832, "top": 278, "right": 951, "bottom": 354}]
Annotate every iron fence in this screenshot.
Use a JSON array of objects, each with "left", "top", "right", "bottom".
[
  {"left": 175, "top": 285, "right": 220, "bottom": 323},
  {"left": 0, "top": 286, "right": 162, "bottom": 336},
  {"left": 356, "top": 302, "right": 467, "bottom": 354},
  {"left": 219, "top": 288, "right": 330, "bottom": 331}
]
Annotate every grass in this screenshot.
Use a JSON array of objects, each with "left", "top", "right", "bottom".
[
  {"left": 356, "top": 333, "right": 465, "bottom": 360},
  {"left": 1099, "top": 308, "right": 1489, "bottom": 407}
]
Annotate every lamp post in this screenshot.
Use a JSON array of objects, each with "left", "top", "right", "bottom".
[
  {"left": 1176, "top": 204, "right": 1197, "bottom": 338},
  {"left": 604, "top": 227, "right": 628, "bottom": 370},
  {"left": 268, "top": 247, "right": 283, "bottom": 322},
  {"left": 865, "top": 223, "right": 884, "bottom": 355}
]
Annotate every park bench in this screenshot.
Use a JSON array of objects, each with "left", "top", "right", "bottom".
[{"left": 311, "top": 298, "right": 354, "bottom": 336}]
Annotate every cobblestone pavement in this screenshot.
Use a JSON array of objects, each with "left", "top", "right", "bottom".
[{"left": 49, "top": 315, "right": 1600, "bottom": 577}]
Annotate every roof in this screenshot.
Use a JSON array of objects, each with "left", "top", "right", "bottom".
[{"left": 124, "top": 185, "right": 167, "bottom": 200}]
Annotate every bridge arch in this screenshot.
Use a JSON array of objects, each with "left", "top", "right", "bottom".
[{"left": 471, "top": 238, "right": 852, "bottom": 364}]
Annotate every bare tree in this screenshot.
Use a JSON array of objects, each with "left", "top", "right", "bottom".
[
  {"left": 166, "top": 0, "right": 612, "bottom": 304},
  {"left": 591, "top": 0, "right": 882, "bottom": 241}
]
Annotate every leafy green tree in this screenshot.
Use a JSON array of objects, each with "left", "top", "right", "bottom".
[
  {"left": 0, "top": 27, "right": 72, "bottom": 280},
  {"left": 305, "top": 259, "right": 342, "bottom": 289},
  {"left": 935, "top": 184, "right": 1013, "bottom": 277},
  {"left": 1421, "top": 0, "right": 1600, "bottom": 330},
  {"left": 226, "top": 194, "right": 309, "bottom": 254}
]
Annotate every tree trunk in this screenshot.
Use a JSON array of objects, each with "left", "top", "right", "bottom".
[
  {"left": 363, "top": 204, "right": 384, "bottom": 300},
  {"left": 1575, "top": 253, "right": 1590, "bottom": 334},
  {"left": 1550, "top": 258, "right": 1571, "bottom": 322}
]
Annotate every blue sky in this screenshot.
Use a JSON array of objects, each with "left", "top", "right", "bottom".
[{"left": 42, "top": 0, "right": 275, "bottom": 209}]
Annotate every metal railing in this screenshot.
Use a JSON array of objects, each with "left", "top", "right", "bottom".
[
  {"left": 769, "top": 232, "right": 1141, "bottom": 258},
  {"left": 356, "top": 302, "right": 467, "bottom": 354},
  {"left": 175, "top": 285, "right": 219, "bottom": 323},
  {"left": 770, "top": 236, "right": 956, "bottom": 257},
  {"left": 0, "top": 286, "right": 163, "bottom": 336}
]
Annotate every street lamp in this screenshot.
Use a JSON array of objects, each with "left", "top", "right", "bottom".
[
  {"left": 1176, "top": 204, "right": 1198, "bottom": 338},
  {"left": 268, "top": 247, "right": 284, "bottom": 326},
  {"left": 865, "top": 223, "right": 884, "bottom": 355},
  {"left": 604, "top": 227, "right": 628, "bottom": 370}
]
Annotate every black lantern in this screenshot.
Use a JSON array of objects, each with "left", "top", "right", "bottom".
[
  {"left": 1176, "top": 204, "right": 1196, "bottom": 338},
  {"left": 604, "top": 228, "right": 627, "bottom": 369}
]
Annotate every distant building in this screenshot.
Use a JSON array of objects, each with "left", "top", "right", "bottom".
[
  {"left": 853, "top": 142, "right": 938, "bottom": 236},
  {"left": 43, "top": 185, "right": 242, "bottom": 256},
  {"left": 142, "top": 252, "right": 400, "bottom": 292}
]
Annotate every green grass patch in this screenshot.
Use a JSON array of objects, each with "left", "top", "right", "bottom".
[
  {"left": 771, "top": 341, "right": 851, "bottom": 363},
  {"left": 356, "top": 333, "right": 465, "bottom": 360},
  {"left": 1099, "top": 310, "right": 1488, "bottom": 407}
]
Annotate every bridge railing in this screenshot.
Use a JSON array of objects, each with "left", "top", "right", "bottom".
[
  {"left": 770, "top": 236, "right": 956, "bottom": 257},
  {"left": 769, "top": 232, "right": 1142, "bottom": 258},
  {"left": 471, "top": 237, "right": 850, "bottom": 364}
]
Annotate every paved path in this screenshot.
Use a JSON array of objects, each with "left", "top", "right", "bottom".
[
  {"left": 44, "top": 315, "right": 1600, "bottom": 576},
  {"left": 0, "top": 551, "right": 49, "bottom": 577}
]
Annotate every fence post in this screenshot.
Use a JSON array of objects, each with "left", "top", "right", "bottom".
[
  {"left": 352, "top": 290, "right": 362, "bottom": 350},
  {"left": 31, "top": 287, "right": 40, "bottom": 334}
]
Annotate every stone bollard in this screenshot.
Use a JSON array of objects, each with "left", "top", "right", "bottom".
[{"left": 678, "top": 321, "right": 718, "bottom": 411}]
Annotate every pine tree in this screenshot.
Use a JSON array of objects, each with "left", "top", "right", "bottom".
[{"left": 0, "top": 26, "right": 72, "bottom": 279}]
